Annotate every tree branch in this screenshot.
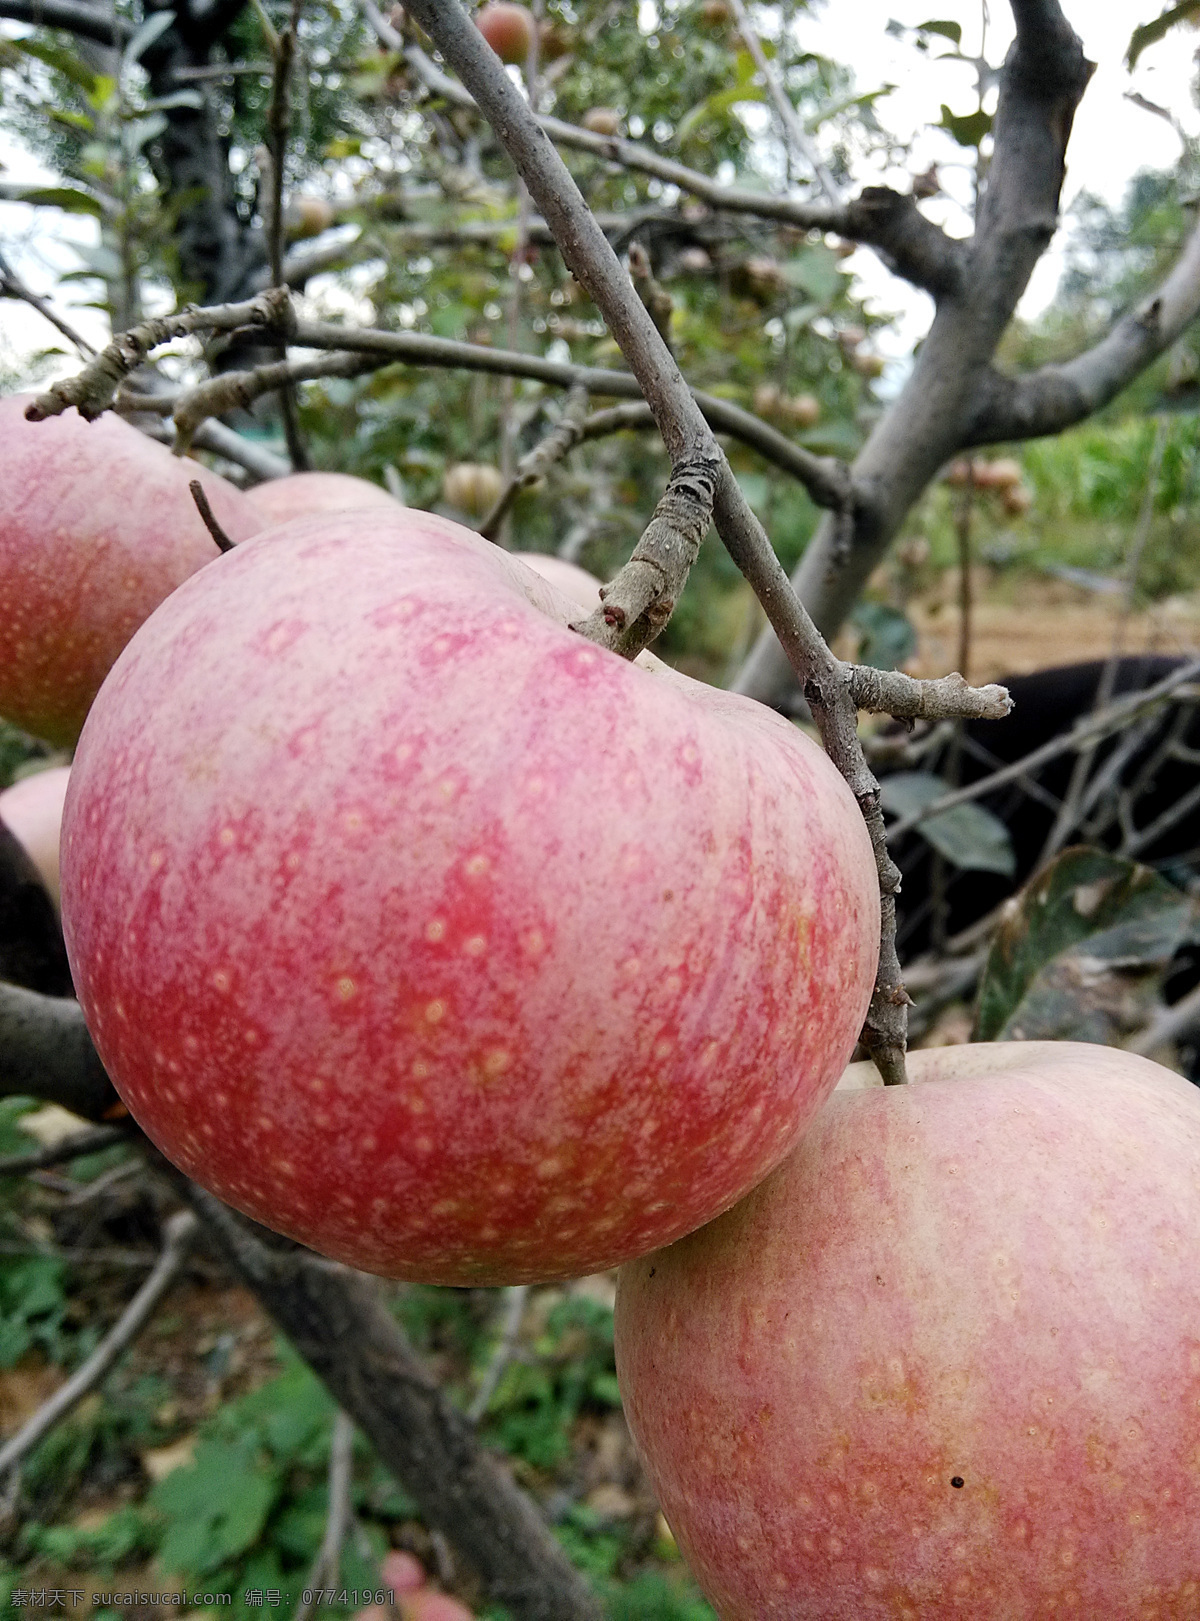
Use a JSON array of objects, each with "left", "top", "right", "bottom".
[
  {"left": 162, "top": 1172, "right": 604, "bottom": 1621},
  {"left": 363, "top": 0, "right": 963, "bottom": 298},
  {"left": 0, "top": 981, "right": 121, "bottom": 1120},
  {"left": 963, "top": 212, "right": 1200, "bottom": 442},
  {"left": 735, "top": 0, "right": 1095, "bottom": 706},
  {"left": 0, "top": 1212, "right": 197, "bottom": 1481},
  {"left": 0, "top": 0, "right": 130, "bottom": 44}
]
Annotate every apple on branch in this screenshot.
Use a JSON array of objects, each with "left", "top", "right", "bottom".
[
  {"left": 474, "top": 1, "right": 534, "bottom": 64},
  {"left": 60, "top": 508, "right": 879, "bottom": 1286},
  {"left": 0, "top": 396, "right": 263, "bottom": 746},
  {"left": 615, "top": 1040, "right": 1200, "bottom": 1618}
]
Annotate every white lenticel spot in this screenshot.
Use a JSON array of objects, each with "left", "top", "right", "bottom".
[
  {"left": 212, "top": 970, "right": 231, "bottom": 993},
  {"left": 219, "top": 827, "right": 236, "bottom": 846},
  {"left": 336, "top": 976, "right": 357, "bottom": 1001},
  {"left": 425, "top": 918, "right": 446, "bottom": 942},
  {"left": 536, "top": 1157, "right": 562, "bottom": 1179},
  {"left": 425, "top": 999, "right": 446, "bottom": 1024},
  {"left": 464, "top": 853, "right": 489, "bottom": 876},
  {"left": 149, "top": 850, "right": 165, "bottom": 870},
  {"left": 463, "top": 935, "right": 487, "bottom": 956},
  {"left": 483, "top": 1050, "right": 511, "bottom": 1077}
]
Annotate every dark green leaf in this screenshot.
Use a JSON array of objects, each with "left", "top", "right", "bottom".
[
  {"left": 917, "top": 18, "right": 962, "bottom": 44},
  {"left": 879, "top": 771, "right": 1015, "bottom": 876},
  {"left": 937, "top": 104, "right": 993, "bottom": 148},
  {"left": 151, "top": 1437, "right": 279, "bottom": 1576},
  {"left": 1127, "top": 0, "right": 1200, "bottom": 69},
  {"left": 974, "top": 847, "right": 1200, "bottom": 1042},
  {"left": 850, "top": 601, "right": 916, "bottom": 671}
]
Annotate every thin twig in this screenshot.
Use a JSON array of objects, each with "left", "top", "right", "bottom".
[
  {"left": 480, "top": 387, "right": 589, "bottom": 540},
  {"left": 263, "top": 0, "right": 309, "bottom": 472},
  {"left": 723, "top": 0, "right": 841, "bottom": 205},
  {"left": 1036, "top": 420, "right": 1167, "bottom": 867},
  {"left": 1129, "top": 980, "right": 1200, "bottom": 1058},
  {"left": 293, "top": 1409, "right": 356, "bottom": 1621},
  {"left": 188, "top": 480, "right": 237, "bottom": 553},
  {"left": 467, "top": 1285, "right": 529, "bottom": 1423},
  {"left": 0, "top": 1211, "right": 197, "bottom": 1479},
  {"left": 402, "top": 0, "right": 1012, "bottom": 1085},
  {"left": 0, "top": 1124, "right": 134, "bottom": 1177},
  {"left": 25, "top": 287, "right": 294, "bottom": 422},
  {"left": 0, "top": 248, "right": 97, "bottom": 357},
  {"left": 361, "top": 0, "right": 961, "bottom": 298}
]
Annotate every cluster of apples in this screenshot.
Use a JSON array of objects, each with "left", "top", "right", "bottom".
[
  {"left": 3, "top": 394, "right": 1200, "bottom": 1616},
  {"left": 945, "top": 454, "right": 1034, "bottom": 517}
]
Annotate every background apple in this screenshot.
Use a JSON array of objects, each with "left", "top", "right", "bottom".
[
  {"left": 511, "top": 552, "right": 602, "bottom": 612},
  {"left": 615, "top": 1041, "right": 1200, "bottom": 1619},
  {"left": 441, "top": 463, "right": 505, "bottom": 518},
  {"left": 61, "top": 509, "right": 879, "bottom": 1286},
  {"left": 249, "top": 471, "right": 401, "bottom": 525},
  {"left": 0, "top": 764, "right": 71, "bottom": 910},
  {"left": 0, "top": 396, "right": 263, "bottom": 746},
  {"left": 474, "top": 1, "right": 534, "bottom": 63}
]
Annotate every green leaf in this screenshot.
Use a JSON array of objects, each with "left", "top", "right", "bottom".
[
  {"left": 937, "top": 103, "right": 993, "bottom": 148},
  {"left": 917, "top": 18, "right": 962, "bottom": 44},
  {"left": 850, "top": 601, "right": 916, "bottom": 671},
  {"left": 7, "top": 35, "right": 98, "bottom": 90},
  {"left": 4, "top": 186, "right": 103, "bottom": 216},
  {"left": 974, "top": 847, "right": 1200, "bottom": 1043},
  {"left": 879, "top": 771, "right": 1015, "bottom": 877},
  {"left": 780, "top": 245, "right": 844, "bottom": 306},
  {"left": 151, "top": 1437, "right": 279, "bottom": 1576},
  {"left": 1127, "top": 0, "right": 1200, "bottom": 69}
]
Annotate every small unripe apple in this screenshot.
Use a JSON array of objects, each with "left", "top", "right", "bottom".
[
  {"left": 783, "top": 393, "right": 821, "bottom": 428},
  {"left": 617, "top": 1042, "right": 1200, "bottom": 1619},
  {"left": 511, "top": 552, "right": 603, "bottom": 611},
  {"left": 0, "top": 395, "right": 262, "bottom": 746},
  {"left": 442, "top": 463, "right": 505, "bottom": 517},
  {"left": 851, "top": 350, "right": 886, "bottom": 378},
  {"left": 474, "top": 1, "right": 534, "bottom": 63},
  {"left": 582, "top": 107, "right": 621, "bottom": 137},
  {"left": 287, "top": 196, "right": 336, "bottom": 239},
  {"left": 752, "top": 383, "right": 782, "bottom": 419},
  {"left": 1003, "top": 483, "right": 1033, "bottom": 517},
  {"left": 0, "top": 764, "right": 70, "bottom": 909},
  {"left": 943, "top": 458, "right": 972, "bottom": 487},
  {"left": 249, "top": 472, "right": 401, "bottom": 526},
  {"left": 986, "top": 456, "right": 1023, "bottom": 489},
  {"left": 61, "top": 509, "right": 879, "bottom": 1286}
]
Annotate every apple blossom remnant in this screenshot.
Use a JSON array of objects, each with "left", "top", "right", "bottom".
[{"left": 60, "top": 510, "right": 880, "bottom": 1286}]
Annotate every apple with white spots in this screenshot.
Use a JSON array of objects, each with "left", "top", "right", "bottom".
[
  {"left": 615, "top": 1041, "right": 1200, "bottom": 1619},
  {"left": 60, "top": 508, "right": 879, "bottom": 1285},
  {"left": 0, "top": 395, "right": 263, "bottom": 746}
]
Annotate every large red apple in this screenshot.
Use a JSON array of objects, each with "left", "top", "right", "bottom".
[
  {"left": 0, "top": 764, "right": 71, "bottom": 909},
  {"left": 615, "top": 1041, "right": 1200, "bottom": 1619},
  {"left": 60, "top": 509, "right": 879, "bottom": 1285},
  {"left": 248, "top": 471, "right": 401, "bottom": 525},
  {"left": 0, "top": 396, "right": 262, "bottom": 746}
]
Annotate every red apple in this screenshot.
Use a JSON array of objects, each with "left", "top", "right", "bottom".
[
  {"left": 474, "top": 1, "right": 533, "bottom": 63},
  {"left": 615, "top": 1041, "right": 1200, "bottom": 1619},
  {"left": 0, "top": 764, "right": 71, "bottom": 909},
  {"left": 60, "top": 509, "right": 879, "bottom": 1285},
  {"left": 511, "top": 552, "right": 602, "bottom": 612},
  {"left": 0, "top": 396, "right": 262, "bottom": 746},
  {"left": 249, "top": 472, "right": 401, "bottom": 526}
]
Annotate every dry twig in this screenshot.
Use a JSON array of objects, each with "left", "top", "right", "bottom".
[
  {"left": 293, "top": 1410, "right": 356, "bottom": 1621},
  {"left": 0, "top": 1210, "right": 197, "bottom": 1480}
]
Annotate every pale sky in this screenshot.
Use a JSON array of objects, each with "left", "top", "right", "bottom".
[{"left": 0, "top": 0, "right": 1196, "bottom": 373}]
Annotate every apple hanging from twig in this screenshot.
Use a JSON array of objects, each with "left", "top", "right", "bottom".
[
  {"left": 616, "top": 1041, "right": 1200, "bottom": 1619},
  {"left": 0, "top": 396, "right": 262, "bottom": 746},
  {"left": 61, "top": 508, "right": 879, "bottom": 1285}
]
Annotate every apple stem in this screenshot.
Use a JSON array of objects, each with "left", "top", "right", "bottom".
[{"left": 188, "top": 479, "right": 237, "bottom": 554}]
